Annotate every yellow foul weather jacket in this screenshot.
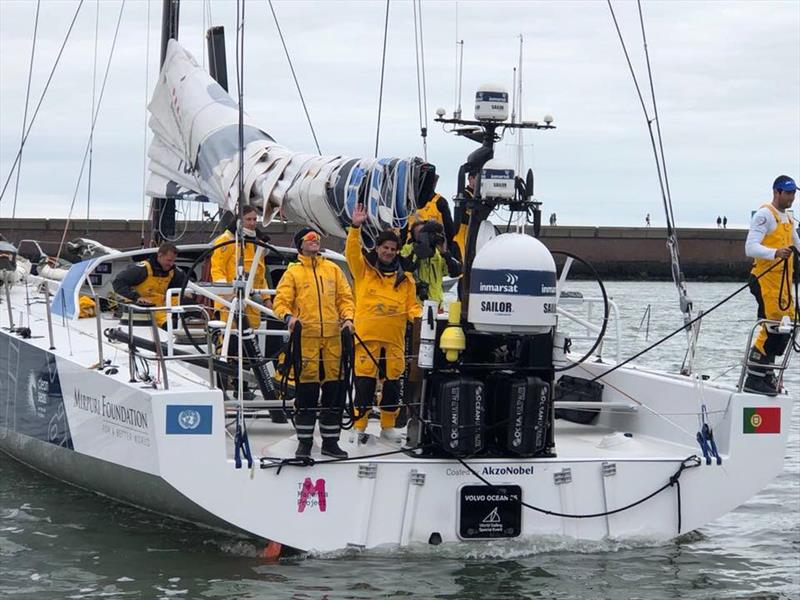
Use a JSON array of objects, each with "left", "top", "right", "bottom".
[
  {"left": 345, "top": 227, "right": 421, "bottom": 349},
  {"left": 210, "top": 230, "right": 267, "bottom": 327},
  {"left": 272, "top": 253, "right": 355, "bottom": 339},
  {"left": 750, "top": 204, "right": 796, "bottom": 354},
  {"left": 112, "top": 256, "right": 187, "bottom": 328}
]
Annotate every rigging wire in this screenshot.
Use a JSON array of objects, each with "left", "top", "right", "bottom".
[
  {"left": 637, "top": 1, "right": 676, "bottom": 232},
  {"left": 56, "top": 0, "right": 126, "bottom": 261},
  {"left": 607, "top": 0, "right": 697, "bottom": 373},
  {"left": 412, "top": 0, "right": 429, "bottom": 160},
  {"left": 267, "top": 0, "right": 322, "bottom": 155},
  {"left": 11, "top": 0, "right": 41, "bottom": 220},
  {"left": 0, "top": 0, "right": 85, "bottom": 205},
  {"left": 374, "top": 0, "right": 391, "bottom": 158},
  {"left": 418, "top": 0, "right": 429, "bottom": 158},
  {"left": 140, "top": 0, "right": 152, "bottom": 247},
  {"left": 86, "top": 0, "right": 101, "bottom": 228}
]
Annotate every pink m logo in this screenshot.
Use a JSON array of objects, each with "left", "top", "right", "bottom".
[{"left": 297, "top": 477, "right": 327, "bottom": 513}]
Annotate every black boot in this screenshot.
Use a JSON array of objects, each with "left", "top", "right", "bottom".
[
  {"left": 743, "top": 375, "right": 778, "bottom": 396},
  {"left": 295, "top": 440, "right": 313, "bottom": 459},
  {"left": 321, "top": 439, "right": 348, "bottom": 459},
  {"left": 269, "top": 409, "right": 289, "bottom": 424},
  {"left": 319, "top": 381, "right": 347, "bottom": 457},
  {"left": 294, "top": 383, "right": 320, "bottom": 456},
  {"left": 743, "top": 349, "right": 778, "bottom": 396}
]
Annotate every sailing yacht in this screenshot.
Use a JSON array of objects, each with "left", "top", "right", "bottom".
[{"left": 0, "top": 1, "right": 796, "bottom": 555}]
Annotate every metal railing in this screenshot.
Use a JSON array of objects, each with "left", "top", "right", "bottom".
[
  {"left": 737, "top": 318, "right": 798, "bottom": 393},
  {"left": 122, "top": 303, "right": 217, "bottom": 390},
  {"left": 557, "top": 294, "right": 622, "bottom": 363}
]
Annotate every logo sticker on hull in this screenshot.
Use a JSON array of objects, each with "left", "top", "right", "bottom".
[
  {"left": 166, "top": 405, "right": 212, "bottom": 434},
  {"left": 297, "top": 478, "right": 327, "bottom": 513},
  {"left": 743, "top": 407, "right": 780, "bottom": 434}
]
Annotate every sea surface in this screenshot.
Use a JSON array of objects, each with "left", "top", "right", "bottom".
[{"left": 1, "top": 281, "right": 798, "bottom": 600}]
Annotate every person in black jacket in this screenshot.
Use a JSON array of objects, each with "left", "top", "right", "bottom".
[{"left": 112, "top": 243, "right": 189, "bottom": 328}]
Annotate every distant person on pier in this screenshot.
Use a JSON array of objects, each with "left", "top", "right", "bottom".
[
  {"left": 716, "top": 216, "right": 722, "bottom": 228},
  {"left": 112, "top": 242, "right": 188, "bottom": 328},
  {"left": 347, "top": 203, "right": 420, "bottom": 442},
  {"left": 645, "top": 213, "right": 651, "bottom": 227},
  {"left": 723, "top": 216, "right": 728, "bottom": 229},
  {"left": 743, "top": 175, "right": 799, "bottom": 395},
  {"left": 273, "top": 227, "right": 355, "bottom": 459}
]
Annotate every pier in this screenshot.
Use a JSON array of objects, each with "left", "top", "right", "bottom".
[{"left": 0, "top": 219, "right": 754, "bottom": 280}]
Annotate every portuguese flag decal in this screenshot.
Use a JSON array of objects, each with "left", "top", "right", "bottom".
[{"left": 743, "top": 407, "right": 781, "bottom": 434}]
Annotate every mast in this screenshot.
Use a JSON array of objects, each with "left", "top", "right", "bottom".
[
  {"left": 151, "top": 0, "right": 180, "bottom": 245},
  {"left": 206, "top": 26, "right": 228, "bottom": 92}
]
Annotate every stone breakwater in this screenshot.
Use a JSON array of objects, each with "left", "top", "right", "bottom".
[{"left": 0, "top": 218, "right": 765, "bottom": 280}]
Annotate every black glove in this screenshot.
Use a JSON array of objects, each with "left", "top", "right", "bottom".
[
  {"left": 413, "top": 240, "right": 434, "bottom": 260},
  {"left": 255, "top": 226, "right": 271, "bottom": 243},
  {"left": 416, "top": 280, "right": 430, "bottom": 301}
]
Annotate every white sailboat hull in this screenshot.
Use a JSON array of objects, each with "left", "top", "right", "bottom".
[{"left": 0, "top": 293, "right": 791, "bottom": 552}]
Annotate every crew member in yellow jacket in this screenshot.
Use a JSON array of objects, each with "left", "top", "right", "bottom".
[
  {"left": 112, "top": 243, "right": 188, "bottom": 328},
  {"left": 405, "top": 164, "right": 457, "bottom": 256},
  {"left": 210, "top": 206, "right": 268, "bottom": 330},
  {"left": 453, "top": 170, "right": 476, "bottom": 263},
  {"left": 346, "top": 203, "right": 421, "bottom": 442},
  {"left": 744, "top": 175, "right": 800, "bottom": 395},
  {"left": 273, "top": 227, "right": 355, "bottom": 459}
]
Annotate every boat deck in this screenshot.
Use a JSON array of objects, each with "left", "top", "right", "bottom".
[{"left": 227, "top": 414, "right": 697, "bottom": 464}]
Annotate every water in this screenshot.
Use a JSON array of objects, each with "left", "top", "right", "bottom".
[{"left": 1, "top": 281, "right": 798, "bottom": 599}]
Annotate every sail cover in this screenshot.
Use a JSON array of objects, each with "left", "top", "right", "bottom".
[{"left": 147, "top": 40, "right": 425, "bottom": 241}]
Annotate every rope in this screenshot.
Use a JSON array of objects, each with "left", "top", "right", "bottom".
[
  {"left": 586, "top": 257, "right": 791, "bottom": 384},
  {"left": 452, "top": 452, "right": 699, "bottom": 527},
  {"left": 56, "top": 0, "right": 127, "bottom": 262},
  {"left": 374, "top": 0, "right": 391, "bottom": 158},
  {"left": 266, "top": 0, "right": 322, "bottom": 155},
  {"left": 11, "top": 0, "right": 41, "bottom": 220},
  {"left": 0, "top": 0, "right": 85, "bottom": 205}
]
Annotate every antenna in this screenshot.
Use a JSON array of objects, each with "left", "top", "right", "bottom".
[
  {"left": 515, "top": 34, "right": 524, "bottom": 177},
  {"left": 454, "top": 40, "right": 464, "bottom": 119}
]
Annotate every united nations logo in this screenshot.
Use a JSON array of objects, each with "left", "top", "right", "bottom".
[
  {"left": 750, "top": 414, "right": 762, "bottom": 428},
  {"left": 178, "top": 409, "right": 201, "bottom": 430}
]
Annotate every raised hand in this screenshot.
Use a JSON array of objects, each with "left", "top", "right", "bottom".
[{"left": 352, "top": 202, "right": 368, "bottom": 227}]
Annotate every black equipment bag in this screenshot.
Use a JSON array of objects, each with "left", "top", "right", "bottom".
[
  {"left": 554, "top": 375, "right": 604, "bottom": 425},
  {"left": 427, "top": 375, "right": 485, "bottom": 457},
  {"left": 488, "top": 373, "right": 551, "bottom": 457}
]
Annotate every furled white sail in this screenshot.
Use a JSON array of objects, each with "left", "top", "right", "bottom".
[{"left": 147, "top": 40, "right": 425, "bottom": 241}]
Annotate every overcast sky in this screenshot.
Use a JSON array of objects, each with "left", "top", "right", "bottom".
[{"left": 1, "top": 0, "right": 798, "bottom": 230}]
